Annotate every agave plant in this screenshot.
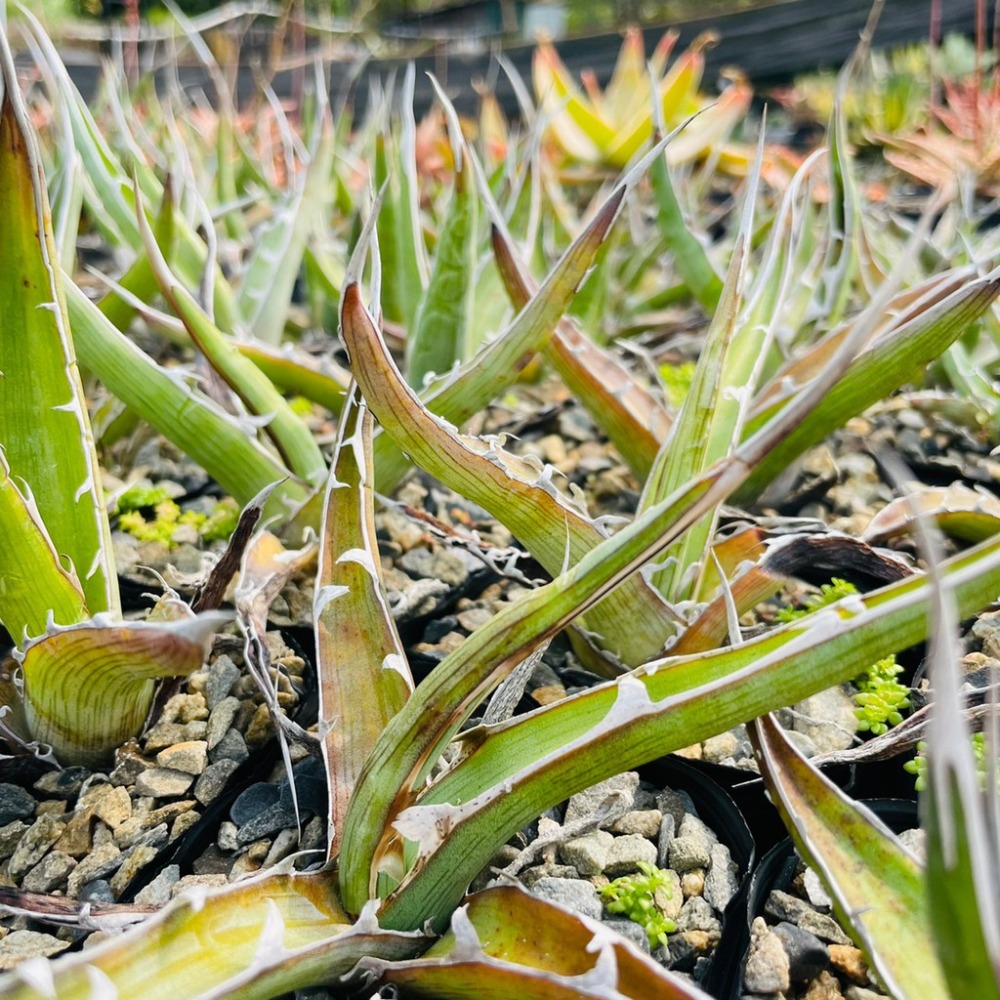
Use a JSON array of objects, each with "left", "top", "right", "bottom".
[{"left": 3, "top": 7, "right": 1000, "bottom": 997}]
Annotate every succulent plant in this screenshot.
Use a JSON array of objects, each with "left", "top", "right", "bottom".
[{"left": 0, "top": 8, "right": 998, "bottom": 1000}]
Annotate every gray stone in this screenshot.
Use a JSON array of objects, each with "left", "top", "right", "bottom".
[
  {"left": 0, "top": 784, "right": 35, "bottom": 826},
  {"left": 9, "top": 815, "right": 65, "bottom": 879},
  {"left": 231, "top": 783, "right": 279, "bottom": 825},
  {"left": 134, "top": 768, "right": 195, "bottom": 799},
  {"left": 656, "top": 812, "right": 675, "bottom": 869},
  {"left": 0, "top": 930, "right": 70, "bottom": 969},
  {"left": 143, "top": 721, "right": 208, "bottom": 750},
  {"left": 134, "top": 864, "right": 180, "bottom": 905},
  {"left": 744, "top": 916, "right": 791, "bottom": 994},
  {"left": 0, "top": 821, "right": 28, "bottom": 861},
  {"left": 207, "top": 655, "right": 242, "bottom": 709},
  {"left": 656, "top": 788, "right": 695, "bottom": 829},
  {"left": 603, "top": 917, "right": 651, "bottom": 953},
  {"left": 898, "top": 828, "right": 925, "bottom": 862},
  {"left": 564, "top": 773, "right": 639, "bottom": 825},
  {"left": 209, "top": 728, "right": 249, "bottom": 764},
  {"left": 676, "top": 895, "right": 721, "bottom": 935},
  {"left": 236, "top": 804, "right": 297, "bottom": 844},
  {"left": 972, "top": 610, "right": 1000, "bottom": 658},
  {"left": 765, "top": 889, "right": 817, "bottom": 925},
  {"left": 702, "top": 732, "right": 740, "bottom": 763},
  {"left": 678, "top": 813, "right": 718, "bottom": 851},
  {"left": 609, "top": 809, "right": 662, "bottom": 838},
  {"left": 530, "top": 877, "right": 603, "bottom": 921},
  {"left": 78, "top": 880, "right": 115, "bottom": 904},
  {"left": 206, "top": 696, "right": 241, "bottom": 750},
  {"left": 604, "top": 834, "right": 658, "bottom": 876},
  {"left": 264, "top": 828, "right": 301, "bottom": 867},
  {"left": 704, "top": 842, "right": 739, "bottom": 912},
  {"left": 520, "top": 864, "right": 580, "bottom": 888},
  {"left": 798, "top": 910, "right": 852, "bottom": 946},
  {"left": 669, "top": 835, "right": 712, "bottom": 874},
  {"left": 845, "top": 988, "right": 888, "bottom": 1000},
  {"left": 792, "top": 685, "right": 858, "bottom": 754},
  {"left": 88, "top": 785, "right": 132, "bottom": 829},
  {"left": 194, "top": 760, "right": 241, "bottom": 805},
  {"left": 772, "top": 921, "right": 829, "bottom": 982},
  {"left": 33, "top": 768, "right": 89, "bottom": 801},
  {"left": 21, "top": 851, "right": 76, "bottom": 893},
  {"left": 558, "top": 830, "right": 613, "bottom": 875},
  {"left": 67, "top": 842, "right": 122, "bottom": 896},
  {"left": 217, "top": 821, "right": 240, "bottom": 852},
  {"left": 156, "top": 741, "right": 208, "bottom": 776},
  {"left": 398, "top": 547, "right": 468, "bottom": 587}
]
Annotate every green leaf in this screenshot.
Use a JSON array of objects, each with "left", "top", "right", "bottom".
[
  {"left": 0, "top": 34, "right": 116, "bottom": 621},
  {"left": 736, "top": 270, "right": 1000, "bottom": 503},
  {"left": 373, "top": 181, "right": 627, "bottom": 493},
  {"left": 0, "top": 871, "right": 427, "bottom": 1000},
  {"left": 317, "top": 386, "right": 413, "bottom": 860},
  {"left": 380, "top": 532, "right": 1000, "bottom": 931},
  {"left": 66, "top": 281, "right": 308, "bottom": 516},
  {"left": 20, "top": 612, "right": 227, "bottom": 767},
  {"left": 750, "top": 714, "right": 949, "bottom": 999},
  {"left": 406, "top": 144, "right": 478, "bottom": 387},
  {"left": 237, "top": 121, "right": 335, "bottom": 345},
  {"left": 367, "top": 886, "right": 711, "bottom": 999},
  {"left": 0, "top": 454, "right": 87, "bottom": 639},
  {"left": 342, "top": 284, "right": 673, "bottom": 668},
  {"left": 135, "top": 193, "right": 328, "bottom": 490}
]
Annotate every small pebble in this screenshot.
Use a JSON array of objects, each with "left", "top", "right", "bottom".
[
  {"left": 680, "top": 869, "right": 705, "bottom": 899},
  {"left": 772, "top": 921, "right": 829, "bottom": 982},
  {"left": 828, "top": 944, "right": 869, "bottom": 985},
  {"left": 134, "top": 865, "right": 180, "bottom": 905},
  {"left": 0, "top": 930, "right": 69, "bottom": 969},
  {"left": 744, "top": 916, "right": 791, "bottom": 994},
  {"left": 604, "top": 834, "right": 657, "bottom": 876},
  {"left": 608, "top": 809, "right": 662, "bottom": 839},
  {"left": 532, "top": 877, "right": 603, "bottom": 921},
  {"left": 703, "top": 842, "right": 738, "bottom": 912},
  {"left": 134, "top": 768, "right": 195, "bottom": 799},
  {"left": 21, "top": 852, "right": 76, "bottom": 893},
  {"left": 0, "top": 785, "right": 35, "bottom": 827},
  {"left": 33, "top": 768, "right": 89, "bottom": 801},
  {"left": 67, "top": 843, "right": 122, "bottom": 897},
  {"left": 564, "top": 773, "right": 639, "bottom": 825},
  {"left": 9, "top": 815, "right": 65, "bottom": 879},
  {"left": 156, "top": 741, "right": 208, "bottom": 776},
  {"left": 558, "top": 831, "right": 612, "bottom": 876},
  {"left": 803, "top": 970, "right": 846, "bottom": 1000},
  {"left": 194, "top": 760, "right": 241, "bottom": 806}
]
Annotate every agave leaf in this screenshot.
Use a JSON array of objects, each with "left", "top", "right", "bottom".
[
  {"left": 367, "top": 886, "right": 710, "bottom": 1000},
  {"left": 603, "top": 34, "right": 711, "bottom": 168},
  {"left": 19, "top": 612, "right": 227, "bottom": 767},
  {"left": 406, "top": 102, "right": 478, "bottom": 387},
  {"left": 0, "top": 454, "right": 87, "bottom": 640},
  {"left": 0, "top": 871, "right": 428, "bottom": 1000},
  {"left": 532, "top": 40, "right": 614, "bottom": 163},
  {"left": 21, "top": 12, "right": 243, "bottom": 332},
  {"left": 736, "top": 271, "right": 1000, "bottom": 503},
  {"left": 237, "top": 119, "right": 335, "bottom": 345},
  {"left": 603, "top": 28, "right": 651, "bottom": 129},
  {"left": 235, "top": 340, "right": 351, "bottom": 416},
  {"left": 47, "top": 144, "right": 83, "bottom": 275},
  {"left": 650, "top": 140, "right": 723, "bottom": 313},
  {"left": 343, "top": 234, "right": 911, "bottom": 913},
  {"left": 0, "top": 32, "right": 116, "bottom": 621},
  {"left": 380, "top": 531, "right": 1000, "bottom": 931},
  {"left": 135, "top": 189, "right": 328, "bottom": 489},
  {"left": 372, "top": 181, "right": 627, "bottom": 493},
  {"left": 750, "top": 714, "right": 948, "bottom": 999},
  {"left": 342, "top": 284, "right": 672, "bottom": 667},
  {"left": 316, "top": 386, "right": 413, "bottom": 859},
  {"left": 66, "top": 281, "right": 307, "bottom": 516},
  {"left": 913, "top": 480, "right": 1000, "bottom": 997},
  {"left": 639, "top": 128, "right": 764, "bottom": 602},
  {"left": 97, "top": 174, "right": 178, "bottom": 335},
  {"left": 865, "top": 483, "right": 1000, "bottom": 545},
  {"left": 659, "top": 81, "right": 752, "bottom": 168},
  {"left": 490, "top": 224, "right": 671, "bottom": 478},
  {"left": 374, "top": 67, "right": 427, "bottom": 331}
]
